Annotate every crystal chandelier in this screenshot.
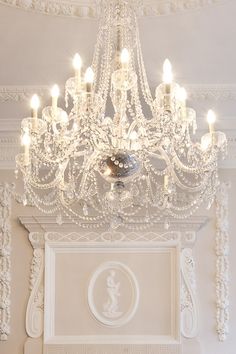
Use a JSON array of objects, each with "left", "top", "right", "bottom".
[{"left": 16, "top": 0, "right": 227, "bottom": 230}]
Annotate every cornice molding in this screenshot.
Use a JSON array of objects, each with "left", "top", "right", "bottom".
[
  {"left": 0, "top": 86, "right": 48, "bottom": 103},
  {"left": 1, "top": 84, "right": 236, "bottom": 103},
  {"left": 19, "top": 215, "right": 208, "bottom": 235},
  {"left": 185, "top": 84, "right": 236, "bottom": 101},
  {"left": 0, "top": 0, "right": 226, "bottom": 18}
]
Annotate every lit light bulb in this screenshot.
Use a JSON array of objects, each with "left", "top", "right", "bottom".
[
  {"left": 51, "top": 84, "right": 60, "bottom": 98},
  {"left": 85, "top": 67, "right": 94, "bottom": 93},
  {"left": 207, "top": 110, "right": 216, "bottom": 125},
  {"left": 207, "top": 109, "right": 216, "bottom": 135},
  {"left": 121, "top": 48, "right": 130, "bottom": 68},
  {"left": 73, "top": 53, "right": 82, "bottom": 70},
  {"left": 85, "top": 67, "right": 94, "bottom": 83},
  {"left": 162, "top": 59, "right": 173, "bottom": 84},
  {"left": 30, "top": 94, "right": 40, "bottom": 129},
  {"left": 30, "top": 94, "right": 40, "bottom": 111}
]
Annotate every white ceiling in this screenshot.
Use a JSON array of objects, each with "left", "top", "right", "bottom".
[{"left": 0, "top": 0, "right": 235, "bottom": 168}]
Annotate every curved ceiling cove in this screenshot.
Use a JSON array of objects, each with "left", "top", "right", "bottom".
[{"left": 0, "top": 0, "right": 227, "bottom": 18}]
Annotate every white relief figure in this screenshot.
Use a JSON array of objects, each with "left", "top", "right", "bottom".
[{"left": 103, "top": 270, "right": 123, "bottom": 318}]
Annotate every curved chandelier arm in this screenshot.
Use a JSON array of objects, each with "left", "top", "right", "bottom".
[
  {"left": 157, "top": 147, "right": 210, "bottom": 193},
  {"left": 172, "top": 150, "right": 217, "bottom": 174}
]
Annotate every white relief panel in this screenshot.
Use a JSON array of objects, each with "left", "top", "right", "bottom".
[{"left": 88, "top": 261, "right": 139, "bottom": 327}]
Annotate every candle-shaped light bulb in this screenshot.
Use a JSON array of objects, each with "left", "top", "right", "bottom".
[
  {"left": 73, "top": 53, "right": 82, "bottom": 71},
  {"left": 85, "top": 67, "right": 94, "bottom": 93},
  {"left": 207, "top": 109, "right": 216, "bottom": 134},
  {"left": 121, "top": 48, "right": 130, "bottom": 69},
  {"left": 73, "top": 53, "right": 82, "bottom": 91},
  {"left": 31, "top": 94, "right": 40, "bottom": 119},
  {"left": 51, "top": 84, "right": 60, "bottom": 115},
  {"left": 163, "top": 59, "right": 173, "bottom": 84}
]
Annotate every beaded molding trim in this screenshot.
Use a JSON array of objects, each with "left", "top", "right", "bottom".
[
  {"left": 0, "top": 183, "right": 14, "bottom": 341},
  {"left": 215, "top": 182, "right": 230, "bottom": 341}
]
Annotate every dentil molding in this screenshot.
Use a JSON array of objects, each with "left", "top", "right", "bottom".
[
  {"left": 0, "top": 183, "right": 14, "bottom": 341},
  {"left": 0, "top": 0, "right": 226, "bottom": 18}
]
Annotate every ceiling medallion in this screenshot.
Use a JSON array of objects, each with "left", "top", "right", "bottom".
[
  {"left": 0, "top": 0, "right": 225, "bottom": 18},
  {"left": 16, "top": 0, "right": 227, "bottom": 230}
]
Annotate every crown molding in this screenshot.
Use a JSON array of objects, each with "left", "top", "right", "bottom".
[
  {"left": 185, "top": 84, "right": 236, "bottom": 101},
  {"left": 0, "top": 86, "right": 48, "bottom": 103},
  {"left": 0, "top": 0, "right": 227, "bottom": 18},
  {"left": 1, "top": 84, "right": 236, "bottom": 103}
]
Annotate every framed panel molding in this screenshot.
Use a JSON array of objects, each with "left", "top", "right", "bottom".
[
  {"left": 44, "top": 242, "right": 181, "bottom": 345},
  {"left": 0, "top": 183, "right": 14, "bottom": 341}
]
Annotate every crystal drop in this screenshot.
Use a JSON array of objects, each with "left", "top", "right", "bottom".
[
  {"left": 110, "top": 216, "right": 123, "bottom": 230},
  {"left": 164, "top": 219, "right": 170, "bottom": 230},
  {"left": 56, "top": 214, "right": 63, "bottom": 226},
  {"left": 83, "top": 203, "right": 89, "bottom": 216},
  {"left": 22, "top": 195, "right": 27, "bottom": 206}
]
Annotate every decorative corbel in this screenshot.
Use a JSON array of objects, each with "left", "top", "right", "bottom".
[{"left": 25, "top": 233, "right": 45, "bottom": 338}]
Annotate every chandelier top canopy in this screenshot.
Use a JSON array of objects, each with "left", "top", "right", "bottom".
[{"left": 16, "top": 0, "right": 227, "bottom": 230}]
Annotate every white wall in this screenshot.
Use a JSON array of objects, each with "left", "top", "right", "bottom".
[{"left": 0, "top": 169, "right": 235, "bottom": 354}]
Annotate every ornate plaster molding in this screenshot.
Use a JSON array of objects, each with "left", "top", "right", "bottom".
[
  {"left": 19, "top": 215, "right": 208, "bottom": 236},
  {"left": 0, "top": 183, "right": 14, "bottom": 341},
  {"left": 0, "top": 0, "right": 226, "bottom": 18},
  {"left": 181, "top": 248, "right": 199, "bottom": 338},
  {"left": 26, "top": 233, "right": 45, "bottom": 339},
  {"left": 185, "top": 84, "right": 236, "bottom": 101},
  {"left": 0, "top": 86, "right": 48, "bottom": 103},
  {"left": 215, "top": 182, "right": 230, "bottom": 341},
  {"left": 1, "top": 84, "right": 236, "bottom": 103}
]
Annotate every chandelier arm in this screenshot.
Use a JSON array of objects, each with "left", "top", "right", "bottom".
[{"left": 172, "top": 151, "right": 217, "bottom": 174}]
